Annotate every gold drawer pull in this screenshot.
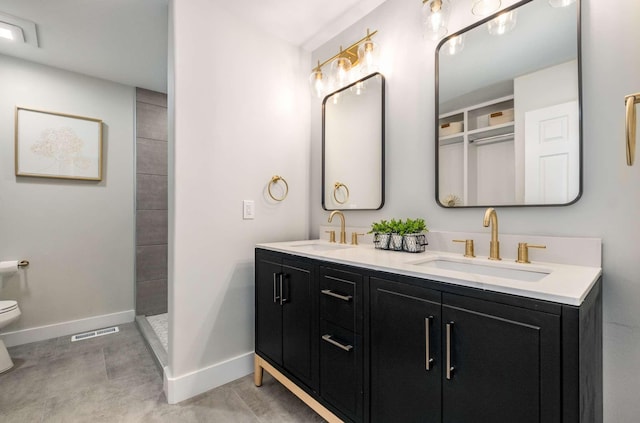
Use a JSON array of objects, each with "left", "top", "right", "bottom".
[
  {"left": 425, "top": 316, "right": 434, "bottom": 371},
  {"left": 321, "top": 289, "right": 353, "bottom": 302},
  {"left": 322, "top": 334, "right": 353, "bottom": 352},
  {"left": 446, "top": 322, "right": 455, "bottom": 380}
]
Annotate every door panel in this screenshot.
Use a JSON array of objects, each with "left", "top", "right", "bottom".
[
  {"left": 442, "top": 294, "right": 561, "bottom": 423},
  {"left": 281, "top": 260, "right": 316, "bottom": 387},
  {"left": 255, "top": 258, "right": 283, "bottom": 364},
  {"left": 524, "top": 101, "right": 579, "bottom": 204},
  {"left": 320, "top": 320, "right": 363, "bottom": 422},
  {"left": 371, "top": 277, "right": 442, "bottom": 423}
]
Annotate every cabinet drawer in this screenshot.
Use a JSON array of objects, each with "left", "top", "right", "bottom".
[
  {"left": 320, "top": 266, "right": 362, "bottom": 333},
  {"left": 320, "top": 320, "right": 363, "bottom": 422}
]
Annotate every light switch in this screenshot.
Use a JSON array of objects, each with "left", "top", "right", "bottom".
[{"left": 243, "top": 200, "right": 255, "bottom": 220}]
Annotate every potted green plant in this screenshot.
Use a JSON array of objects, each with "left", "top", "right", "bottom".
[
  {"left": 388, "top": 218, "right": 405, "bottom": 251},
  {"left": 401, "top": 218, "right": 428, "bottom": 253},
  {"left": 369, "top": 219, "right": 392, "bottom": 250}
]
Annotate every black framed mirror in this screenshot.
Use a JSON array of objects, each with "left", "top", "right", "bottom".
[
  {"left": 435, "top": 0, "right": 581, "bottom": 207},
  {"left": 323, "top": 72, "right": 385, "bottom": 210}
]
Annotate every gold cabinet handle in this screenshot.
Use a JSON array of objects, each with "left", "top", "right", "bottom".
[
  {"left": 516, "top": 243, "right": 546, "bottom": 264},
  {"left": 268, "top": 175, "right": 289, "bottom": 201},
  {"left": 279, "top": 273, "right": 286, "bottom": 305},
  {"left": 321, "top": 289, "right": 353, "bottom": 302},
  {"left": 322, "top": 334, "right": 353, "bottom": 352},
  {"left": 333, "top": 182, "right": 350, "bottom": 204},
  {"left": 453, "top": 239, "right": 475, "bottom": 258},
  {"left": 625, "top": 93, "right": 639, "bottom": 166},
  {"left": 446, "top": 322, "right": 455, "bottom": 380},
  {"left": 272, "top": 273, "right": 280, "bottom": 303},
  {"left": 425, "top": 316, "right": 434, "bottom": 371}
]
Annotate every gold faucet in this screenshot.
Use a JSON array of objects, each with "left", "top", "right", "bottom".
[
  {"left": 328, "top": 210, "right": 347, "bottom": 244},
  {"left": 483, "top": 207, "right": 501, "bottom": 260}
]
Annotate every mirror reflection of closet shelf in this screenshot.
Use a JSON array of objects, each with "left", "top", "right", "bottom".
[{"left": 438, "top": 96, "right": 515, "bottom": 207}]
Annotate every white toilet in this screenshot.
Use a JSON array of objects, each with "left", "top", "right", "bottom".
[{"left": 0, "top": 300, "right": 21, "bottom": 373}]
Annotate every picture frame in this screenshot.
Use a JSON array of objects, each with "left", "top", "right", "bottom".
[{"left": 15, "top": 107, "right": 103, "bottom": 181}]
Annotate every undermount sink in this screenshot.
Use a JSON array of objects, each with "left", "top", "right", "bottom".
[
  {"left": 409, "top": 257, "right": 551, "bottom": 282},
  {"left": 288, "top": 242, "right": 352, "bottom": 252}
]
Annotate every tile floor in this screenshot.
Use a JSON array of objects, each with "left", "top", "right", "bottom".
[{"left": 0, "top": 323, "right": 326, "bottom": 422}]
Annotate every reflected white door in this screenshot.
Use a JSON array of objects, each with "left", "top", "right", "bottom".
[{"left": 524, "top": 101, "right": 579, "bottom": 204}]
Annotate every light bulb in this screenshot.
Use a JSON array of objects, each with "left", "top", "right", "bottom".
[
  {"left": 308, "top": 68, "right": 325, "bottom": 99},
  {"left": 487, "top": 10, "right": 517, "bottom": 35},
  {"left": 330, "top": 56, "right": 352, "bottom": 90},
  {"left": 422, "top": 0, "right": 451, "bottom": 40},
  {"left": 357, "top": 39, "right": 380, "bottom": 76},
  {"left": 442, "top": 34, "right": 465, "bottom": 55},
  {"left": 471, "top": 0, "right": 501, "bottom": 16}
]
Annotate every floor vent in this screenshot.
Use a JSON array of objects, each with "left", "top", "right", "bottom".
[{"left": 71, "top": 326, "right": 120, "bottom": 342}]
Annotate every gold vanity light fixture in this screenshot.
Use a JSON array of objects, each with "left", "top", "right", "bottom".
[
  {"left": 487, "top": 9, "right": 517, "bottom": 35},
  {"left": 471, "top": 0, "right": 501, "bottom": 16},
  {"left": 308, "top": 29, "right": 379, "bottom": 99},
  {"left": 422, "top": 0, "right": 452, "bottom": 40}
]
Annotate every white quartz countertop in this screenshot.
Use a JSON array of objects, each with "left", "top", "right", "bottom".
[{"left": 256, "top": 239, "right": 602, "bottom": 306}]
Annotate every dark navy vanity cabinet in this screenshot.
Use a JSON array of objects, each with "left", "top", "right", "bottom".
[{"left": 255, "top": 248, "right": 602, "bottom": 423}]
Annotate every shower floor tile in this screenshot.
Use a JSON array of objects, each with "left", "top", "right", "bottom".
[{"left": 146, "top": 313, "right": 168, "bottom": 352}]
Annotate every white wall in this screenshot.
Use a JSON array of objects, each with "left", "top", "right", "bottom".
[
  {"left": 168, "top": 0, "right": 310, "bottom": 403},
  {"left": 0, "top": 54, "right": 135, "bottom": 343},
  {"left": 310, "top": 0, "right": 640, "bottom": 421}
]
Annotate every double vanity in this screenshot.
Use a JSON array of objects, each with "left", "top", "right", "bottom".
[{"left": 254, "top": 217, "right": 602, "bottom": 422}]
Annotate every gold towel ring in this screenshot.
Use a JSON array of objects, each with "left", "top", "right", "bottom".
[
  {"left": 268, "top": 175, "right": 288, "bottom": 201},
  {"left": 625, "top": 93, "right": 639, "bottom": 166},
  {"left": 333, "top": 182, "right": 350, "bottom": 204}
]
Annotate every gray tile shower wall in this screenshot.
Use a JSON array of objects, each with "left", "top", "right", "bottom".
[{"left": 136, "top": 88, "right": 168, "bottom": 316}]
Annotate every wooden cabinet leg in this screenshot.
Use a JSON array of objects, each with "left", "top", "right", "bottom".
[{"left": 254, "top": 354, "right": 264, "bottom": 387}]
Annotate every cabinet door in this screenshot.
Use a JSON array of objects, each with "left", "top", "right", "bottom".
[
  {"left": 370, "top": 277, "right": 442, "bottom": 423},
  {"left": 255, "top": 256, "right": 283, "bottom": 365},
  {"left": 281, "top": 259, "right": 318, "bottom": 390},
  {"left": 320, "top": 320, "right": 363, "bottom": 422},
  {"left": 442, "top": 293, "right": 561, "bottom": 423}
]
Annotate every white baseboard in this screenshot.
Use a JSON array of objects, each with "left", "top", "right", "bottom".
[
  {"left": 164, "top": 351, "right": 254, "bottom": 404},
  {"left": 1, "top": 309, "right": 136, "bottom": 347}
]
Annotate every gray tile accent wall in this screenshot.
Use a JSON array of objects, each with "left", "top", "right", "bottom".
[
  {"left": 136, "top": 88, "right": 168, "bottom": 107},
  {"left": 137, "top": 138, "right": 168, "bottom": 175},
  {"left": 137, "top": 174, "right": 168, "bottom": 210},
  {"left": 136, "top": 88, "right": 168, "bottom": 316},
  {"left": 136, "top": 210, "right": 168, "bottom": 245},
  {"left": 136, "top": 279, "right": 168, "bottom": 317},
  {"left": 136, "top": 102, "right": 168, "bottom": 141},
  {"left": 136, "top": 245, "right": 168, "bottom": 281}
]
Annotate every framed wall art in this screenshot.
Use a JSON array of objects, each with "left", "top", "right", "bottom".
[{"left": 15, "top": 107, "right": 103, "bottom": 181}]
